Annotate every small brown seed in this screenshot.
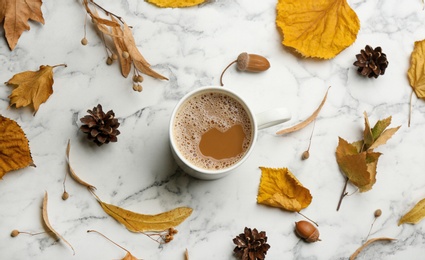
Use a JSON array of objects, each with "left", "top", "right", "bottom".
[
  {"left": 374, "top": 209, "right": 382, "bottom": 218},
  {"left": 11, "top": 230, "right": 20, "bottom": 237},
  {"left": 136, "top": 75, "right": 144, "bottom": 83},
  {"left": 62, "top": 191, "right": 69, "bottom": 200},
  {"left": 295, "top": 221, "right": 320, "bottom": 243},
  {"left": 106, "top": 57, "right": 113, "bottom": 65},
  {"left": 133, "top": 84, "right": 142, "bottom": 92},
  {"left": 302, "top": 150, "right": 310, "bottom": 160},
  {"left": 111, "top": 53, "right": 118, "bottom": 60},
  {"left": 81, "top": 38, "right": 88, "bottom": 46},
  {"left": 122, "top": 51, "right": 130, "bottom": 59}
]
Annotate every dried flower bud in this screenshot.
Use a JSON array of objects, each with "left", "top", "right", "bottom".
[
  {"left": 62, "top": 191, "right": 69, "bottom": 200},
  {"left": 106, "top": 57, "right": 113, "bottom": 65},
  {"left": 133, "top": 84, "right": 143, "bottom": 92},
  {"left": 81, "top": 38, "right": 88, "bottom": 46},
  {"left": 11, "top": 230, "right": 20, "bottom": 237},
  {"left": 136, "top": 75, "right": 144, "bottom": 83},
  {"left": 302, "top": 150, "right": 310, "bottom": 160},
  {"left": 374, "top": 209, "right": 382, "bottom": 218},
  {"left": 111, "top": 53, "right": 118, "bottom": 60}
]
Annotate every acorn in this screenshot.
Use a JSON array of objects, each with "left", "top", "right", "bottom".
[
  {"left": 295, "top": 220, "right": 320, "bottom": 242},
  {"left": 236, "top": 52, "right": 270, "bottom": 72},
  {"left": 220, "top": 52, "right": 270, "bottom": 86}
]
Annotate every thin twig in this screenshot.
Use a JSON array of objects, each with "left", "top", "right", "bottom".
[
  {"left": 408, "top": 90, "right": 414, "bottom": 127},
  {"left": 219, "top": 60, "right": 237, "bottom": 86},
  {"left": 87, "top": 230, "right": 130, "bottom": 253},
  {"left": 51, "top": 64, "right": 68, "bottom": 69},
  {"left": 89, "top": 0, "right": 125, "bottom": 24},
  {"left": 336, "top": 177, "right": 349, "bottom": 211}
]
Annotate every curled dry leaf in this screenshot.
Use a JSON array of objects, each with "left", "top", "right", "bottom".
[
  {"left": 145, "top": 0, "right": 206, "bottom": 8},
  {"left": 91, "top": 190, "right": 192, "bottom": 232},
  {"left": 349, "top": 237, "right": 396, "bottom": 260},
  {"left": 257, "top": 167, "right": 312, "bottom": 212},
  {"left": 5, "top": 64, "right": 66, "bottom": 114},
  {"left": 66, "top": 140, "right": 96, "bottom": 191},
  {"left": 42, "top": 192, "right": 75, "bottom": 255},
  {"left": 276, "top": 0, "right": 360, "bottom": 59},
  {"left": 0, "top": 115, "right": 34, "bottom": 179},
  {"left": 185, "top": 248, "right": 189, "bottom": 260},
  {"left": 398, "top": 198, "right": 425, "bottom": 225},
  {"left": 276, "top": 87, "right": 330, "bottom": 135},
  {"left": 0, "top": 0, "right": 45, "bottom": 50}
]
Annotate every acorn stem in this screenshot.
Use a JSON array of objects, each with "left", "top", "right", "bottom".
[{"left": 219, "top": 60, "right": 237, "bottom": 86}]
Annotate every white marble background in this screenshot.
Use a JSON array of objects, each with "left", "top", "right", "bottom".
[{"left": 1, "top": 0, "right": 425, "bottom": 259}]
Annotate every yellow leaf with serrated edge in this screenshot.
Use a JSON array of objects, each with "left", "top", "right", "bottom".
[
  {"left": 0, "top": 115, "right": 34, "bottom": 179},
  {"left": 257, "top": 167, "right": 312, "bottom": 212},
  {"left": 408, "top": 39, "right": 425, "bottom": 99},
  {"left": 276, "top": 0, "right": 360, "bottom": 59},
  {"left": 5, "top": 64, "right": 66, "bottom": 114},
  {"left": 145, "top": 0, "right": 205, "bottom": 8},
  {"left": 399, "top": 198, "right": 425, "bottom": 225}
]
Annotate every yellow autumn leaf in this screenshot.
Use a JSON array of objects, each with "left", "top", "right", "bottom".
[
  {"left": 91, "top": 191, "right": 192, "bottom": 232},
  {"left": 145, "top": 0, "right": 205, "bottom": 8},
  {"left": 408, "top": 39, "right": 425, "bottom": 99},
  {"left": 257, "top": 167, "right": 312, "bottom": 212},
  {"left": 0, "top": 115, "right": 34, "bottom": 179},
  {"left": 5, "top": 64, "right": 66, "bottom": 114},
  {"left": 276, "top": 0, "right": 360, "bottom": 59},
  {"left": 122, "top": 252, "right": 139, "bottom": 260},
  {"left": 399, "top": 198, "right": 425, "bottom": 225}
]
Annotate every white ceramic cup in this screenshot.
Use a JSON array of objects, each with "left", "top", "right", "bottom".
[{"left": 169, "top": 86, "right": 291, "bottom": 180}]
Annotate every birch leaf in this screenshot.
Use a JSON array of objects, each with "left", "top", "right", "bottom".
[
  {"left": 0, "top": 115, "right": 34, "bottom": 179},
  {"left": 276, "top": 87, "right": 330, "bottom": 135},
  {"left": 257, "top": 167, "right": 312, "bottom": 212},
  {"left": 145, "top": 0, "right": 206, "bottom": 8},
  {"left": 407, "top": 39, "right": 425, "bottom": 99},
  {"left": 276, "top": 0, "right": 360, "bottom": 59},
  {"left": 0, "top": 0, "right": 44, "bottom": 50},
  {"left": 42, "top": 192, "right": 75, "bottom": 255},
  {"left": 399, "top": 198, "right": 425, "bottom": 225},
  {"left": 368, "top": 126, "right": 401, "bottom": 150},
  {"left": 349, "top": 237, "right": 396, "bottom": 260},
  {"left": 5, "top": 64, "right": 66, "bottom": 114},
  {"left": 92, "top": 193, "right": 192, "bottom": 232}
]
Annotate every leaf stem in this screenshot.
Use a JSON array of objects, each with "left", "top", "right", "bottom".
[
  {"left": 87, "top": 230, "right": 130, "bottom": 253},
  {"left": 219, "top": 60, "right": 237, "bottom": 86},
  {"left": 408, "top": 90, "right": 414, "bottom": 127},
  {"left": 336, "top": 177, "right": 349, "bottom": 211},
  {"left": 51, "top": 64, "right": 67, "bottom": 69}
]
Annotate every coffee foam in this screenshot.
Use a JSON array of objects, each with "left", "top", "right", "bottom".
[{"left": 173, "top": 92, "right": 252, "bottom": 170}]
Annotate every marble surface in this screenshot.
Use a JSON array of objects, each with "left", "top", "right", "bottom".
[{"left": 1, "top": 0, "right": 425, "bottom": 259}]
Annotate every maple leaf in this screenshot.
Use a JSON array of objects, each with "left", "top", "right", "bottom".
[
  {"left": 276, "top": 0, "right": 360, "bottom": 59},
  {"left": 145, "top": 0, "right": 206, "bottom": 8},
  {"left": 0, "top": 115, "right": 34, "bottom": 179},
  {"left": 399, "top": 198, "right": 425, "bottom": 225},
  {"left": 0, "top": 0, "right": 45, "bottom": 50},
  {"left": 257, "top": 167, "right": 312, "bottom": 212},
  {"left": 5, "top": 64, "right": 66, "bottom": 114},
  {"left": 407, "top": 39, "right": 425, "bottom": 99}
]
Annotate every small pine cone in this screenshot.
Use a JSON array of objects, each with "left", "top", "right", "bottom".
[
  {"left": 353, "top": 45, "right": 388, "bottom": 78},
  {"left": 233, "top": 227, "right": 270, "bottom": 260},
  {"left": 80, "top": 104, "right": 120, "bottom": 146}
]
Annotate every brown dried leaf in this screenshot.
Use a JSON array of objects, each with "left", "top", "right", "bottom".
[
  {"left": 42, "top": 192, "right": 75, "bottom": 255},
  {"left": 349, "top": 237, "right": 396, "bottom": 260},
  {"left": 276, "top": 87, "right": 329, "bottom": 135},
  {"left": 363, "top": 111, "right": 374, "bottom": 147},
  {"left": 0, "top": 115, "right": 34, "bottom": 179},
  {"left": 0, "top": 0, "right": 45, "bottom": 50},
  {"left": 66, "top": 140, "right": 96, "bottom": 191},
  {"left": 111, "top": 16, "right": 131, "bottom": 77},
  {"left": 257, "top": 167, "right": 312, "bottom": 212},
  {"left": 6, "top": 64, "right": 65, "bottom": 114},
  {"left": 91, "top": 192, "right": 192, "bottom": 232},
  {"left": 407, "top": 39, "right": 425, "bottom": 99},
  {"left": 122, "top": 23, "right": 168, "bottom": 80},
  {"left": 398, "top": 198, "right": 425, "bottom": 225},
  {"left": 368, "top": 126, "right": 401, "bottom": 150},
  {"left": 122, "top": 252, "right": 139, "bottom": 260},
  {"left": 82, "top": 0, "right": 120, "bottom": 28}
]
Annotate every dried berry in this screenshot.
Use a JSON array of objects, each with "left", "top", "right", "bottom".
[
  {"left": 111, "top": 53, "right": 118, "bottom": 60},
  {"left": 301, "top": 150, "right": 310, "bottom": 160},
  {"left": 62, "top": 191, "right": 69, "bottom": 200},
  {"left": 374, "top": 209, "right": 382, "bottom": 218},
  {"left": 81, "top": 37, "right": 88, "bottom": 46},
  {"left": 133, "top": 84, "right": 143, "bottom": 92},
  {"left": 106, "top": 57, "right": 113, "bottom": 65},
  {"left": 295, "top": 221, "right": 320, "bottom": 242}
]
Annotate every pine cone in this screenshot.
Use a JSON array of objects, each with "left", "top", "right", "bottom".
[
  {"left": 354, "top": 45, "right": 388, "bottom": 78},
  {"left": 80, "top": 104, "right": 120, "bottom": 146},
  {"left": 233, "top": 227, "right": 270, "bottom": 260}
]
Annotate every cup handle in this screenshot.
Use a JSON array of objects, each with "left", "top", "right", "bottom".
[{"left": 256, "top": 107, "right": 291, "bottom": 130}]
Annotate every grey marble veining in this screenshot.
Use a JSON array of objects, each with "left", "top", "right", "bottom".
[{"left": 1, "top": 0, "right": 425, "bottom": 259}]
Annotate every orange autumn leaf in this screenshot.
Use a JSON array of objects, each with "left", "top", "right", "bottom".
[
  {"left": 0, "top": 115, "right": 34, "bottom": 179},
  {"left": 0, "top": 0, "right": 45, "bottom": 50},
  {"left": 145, "top": 0, "right": 206, "bottom": 8},
  {"left": 257, "top": 167, "right": 312, "bottom": 212},
  {"left": 276, "top": 0, "right": 360, "bottom": 59},
  {"left": 5, "top": 64, "right": 66, "bottom": 114}
]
